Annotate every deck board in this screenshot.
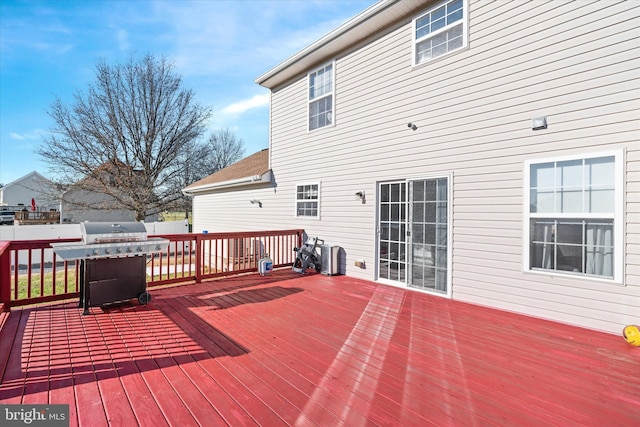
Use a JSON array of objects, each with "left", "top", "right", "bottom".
[{"left": 1, "top": 270, "right": 639, "bottom": 426}]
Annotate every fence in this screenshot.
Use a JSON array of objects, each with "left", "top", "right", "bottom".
[
  {"left": 0, "top": 229, "right": 304, "bottom": 309},
  {"left": 0, "top": 220, "right": 188, "bottom": 241},
  {"left": 0, "top": 221, "right": 188, "bottom": 269}
]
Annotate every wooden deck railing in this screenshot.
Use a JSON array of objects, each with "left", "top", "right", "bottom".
[
  {"left": 14, "top": 210, "right": 61, "bottom": 225},
  {"left": 0, "top": 229, "right": 304, "bottom": 310}
]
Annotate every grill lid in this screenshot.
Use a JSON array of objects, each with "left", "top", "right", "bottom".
[
  {"left": 81, "top": 222, "right": 147, "bottom": 244},
  {"left": 52, "top": 222, "right": 168, "bottom": 261}
]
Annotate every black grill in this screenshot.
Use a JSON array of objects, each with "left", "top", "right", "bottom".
[{"left": 51, "top": 222, "right": 169, "bottom": 314}]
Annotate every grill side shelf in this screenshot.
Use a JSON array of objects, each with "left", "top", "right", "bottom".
[{"left": 51, "top": 238, "right": 169, "bottom": 261}]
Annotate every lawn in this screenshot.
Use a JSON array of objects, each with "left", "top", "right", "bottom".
[
  {"left": 13, "top": 269, "right": 79, "bottom": 300},
  {"left": 159, "top": 211, "right": 191, "bottom": 223}
]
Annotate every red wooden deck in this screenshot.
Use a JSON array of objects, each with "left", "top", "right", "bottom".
[{"left": 1, "top": 270, "right": 639, "bottom": 426}]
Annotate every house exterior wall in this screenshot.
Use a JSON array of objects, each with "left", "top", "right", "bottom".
[
  {"left": 0, "top": 172, "right": 59, "bottom": 211},
  {"left": 192, "top": 183, "right": 280, "bottom": 233},
  {"left": 62, "top": 189, "right": 158, "bottom": 223},
  {"left": 193, "top": 0, "right": 639, "bottom": 333}
]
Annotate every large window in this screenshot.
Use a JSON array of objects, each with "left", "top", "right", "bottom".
[
  {"left": 308, "top": 63, "right": 334, "bottom": 131},
  {"left": 525, "top": 152, "right": 623, "bottom": 281},
  {"left": 413, "top": 0, "right": 467, "bottom": 66},
  {"left": 296, "top": 183, "right": 320, "bottom": 218}
]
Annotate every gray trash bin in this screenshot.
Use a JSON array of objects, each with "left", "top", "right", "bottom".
[{"left": 321, "top": 244, "right": 340, "bottom": 275}]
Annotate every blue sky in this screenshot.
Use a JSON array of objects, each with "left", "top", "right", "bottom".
[{"left": 0, "top": 0, "right": 375, "bottom": 185}]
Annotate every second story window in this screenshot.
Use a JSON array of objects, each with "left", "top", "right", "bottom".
[
  {"left": 414, "top": 0, "right": 466, "bottom": 66},
  {"left": 308, "top": 62, "right": 334, "bottom": 131}
]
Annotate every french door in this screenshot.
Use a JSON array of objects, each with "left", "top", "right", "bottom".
[{"left": 377, "top": 177, "right": 450, "bottom": 295}]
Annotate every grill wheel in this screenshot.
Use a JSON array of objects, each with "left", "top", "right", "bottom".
[{"left": 138, "top": 292, "right": 152, "bottom": 305}]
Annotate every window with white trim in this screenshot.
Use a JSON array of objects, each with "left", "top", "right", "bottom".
[
  {"left": 525, "top": 152, "right": 623, "bottom": 281},
  {"left": 296, "top": 183, "right": 319, "bottom": 218},
  {"left": 308, "top": 63, "right": 333, "bottom": 131},
  {"left": 413, "top": 0, "right": 466, "bottom": 66}
]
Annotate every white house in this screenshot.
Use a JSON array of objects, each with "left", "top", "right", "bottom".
[
  {"left": 61, "top": 188, "right": 148, "bottom": 223},
  {"left": 0, "top": 171, "right": 60, "bottom": 211},
  {"left": 185, "top": 0, "right": 640, "bottom": 334}
]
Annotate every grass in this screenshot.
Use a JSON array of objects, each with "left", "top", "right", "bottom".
[
  {"left": 13, "top": 270, "right": 79, "bottom": 300},
  {"left": 12, "top": 268, "right": 194, "bottom": 302},
  {"left": 159, "top": 211, "right": 191, "bottom": 223},
  {"left": 11, "top": 256, "right": 242, "bottom": 302}
]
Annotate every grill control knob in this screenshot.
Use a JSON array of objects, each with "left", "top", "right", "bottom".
[
  {"left": 116, "top": 247, "right": 122, "bottom": 253},
  {"left": 126, "top": 247, "right": 132, "bottom": 253},
  {"left": 104, "top": 248, "right": 111, "bottom": 255},
  {"left": 92, "top": 249, "right": 98, "bottom": 256},
  {"left": 137, "top": 247, "right": 143, "bottom": 252}
]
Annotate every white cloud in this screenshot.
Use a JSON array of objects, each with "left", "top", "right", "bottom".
[
  {"left": 221, "top": 94, "right": 269, "bottom": 115},
  {"left": 116, "top": 29, "right": 130, "bottom": 51},
  {"left": 149, "top": 1, "right": 372, "bottom": 79},
  {"left": 9, "top": 130, "right": 46, "bottom": 140}
]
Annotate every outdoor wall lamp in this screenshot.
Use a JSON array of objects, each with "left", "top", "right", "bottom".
[
  {"left": 532, "top": 116, "right": 547, "bottom": 130},
  {"left": 355, "top": 190, "right": 365, "bottom": 203},
  {"left": 250, "top": 199, "right": 262, "bottom": 207},
  {"left": 407, "top": 122, "right": 418, "bottom": 131}
]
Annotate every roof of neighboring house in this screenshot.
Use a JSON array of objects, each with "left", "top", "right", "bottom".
[
  {"left": 183, "top": 148, "right": 271, "bottom": 194},
  {"left": 2, "top": 171, "right": 51, "bottom": 188},
  {"left": 255, "top": 0, "right": 428, "bottom": 89}
]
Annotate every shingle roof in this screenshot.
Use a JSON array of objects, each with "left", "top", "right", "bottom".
[{"left": 184, "top": 148, "right": 270, "bottom": 192}]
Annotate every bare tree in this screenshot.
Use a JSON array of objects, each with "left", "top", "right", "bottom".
[
  {"left": 169, "top": 141, "right": 212, "bottom": 219},
  {"left": 37, "top": 53, "right": 212, "bottom": 221},
  {"left": 171, "top": 128, "right": 245, "bottom": 218},
  {"left": 204, "top": 128, "right": 245, "bottom": 174}
]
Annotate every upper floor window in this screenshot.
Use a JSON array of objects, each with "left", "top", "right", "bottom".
[
  {"left": 296, "top": 183, "right": 320, "bottom": 218},
  {"left": 413, "top": 0, "right": 466, "bottom": 66},
  {"left": 525, "top": 152, "right": 623, "bottom": 282},
  {"left": 308, "top": 63, "right": 334, "bottom": 131}
]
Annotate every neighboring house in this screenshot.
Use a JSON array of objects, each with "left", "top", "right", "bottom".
[
  {"left": 0, "top": 171, "right": 61, "bottom": 223},
  {"left": 61, "top": 188, "right": 138, "bottom": 223},
  {"left": 62, "top": 188, "right": 158, "bottom": 223},
  {"left": 62, "top": 162, "right": 158, "bottom": 223},
  {"left": 185, "top": 0, "right": 639, "bottom": 334},
  {"left": 62, "top": 163, "right": 159, "bottom": 223}
]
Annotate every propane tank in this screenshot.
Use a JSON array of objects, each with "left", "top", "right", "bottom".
[{"left": 259, "top": 253, "right": 273, "bottom": 276}]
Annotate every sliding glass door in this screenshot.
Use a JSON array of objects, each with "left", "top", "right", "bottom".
[
  {"left": 377, "top": 177, "right": 450, "bottom": 295},
  {"left": 378, "top": 182, "right": 407, "bottom": 282}
]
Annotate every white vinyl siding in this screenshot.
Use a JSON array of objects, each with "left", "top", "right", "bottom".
[
  {"left": 413, "top": 0, "right": 467, "bottom": 66},
  {"left": 268, "top": 0, "right": 639, "bottom": 333},
  {"left": 197, "top": 0, "right": 639, "bottom": 334}
]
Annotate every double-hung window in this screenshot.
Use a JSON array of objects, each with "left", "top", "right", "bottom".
[
  {"left": 296, "top": 183, "right": 320, "bottom": 218},
  {"left": 525, "top": 152, "right": 623, "bottom": 281},
  {"left": 308, "top": 63, "right": 334, "bottom": 131},
  {"left": 413, "top": 0, "right": 467, "bottom": 66}
]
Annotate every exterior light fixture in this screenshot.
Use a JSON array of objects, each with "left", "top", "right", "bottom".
[
  {"left": 407, "top": 122, "right": 417, "bottom": 131},
  {"left": 532, "top": 116, "right": 547, "bottom": 130}
]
